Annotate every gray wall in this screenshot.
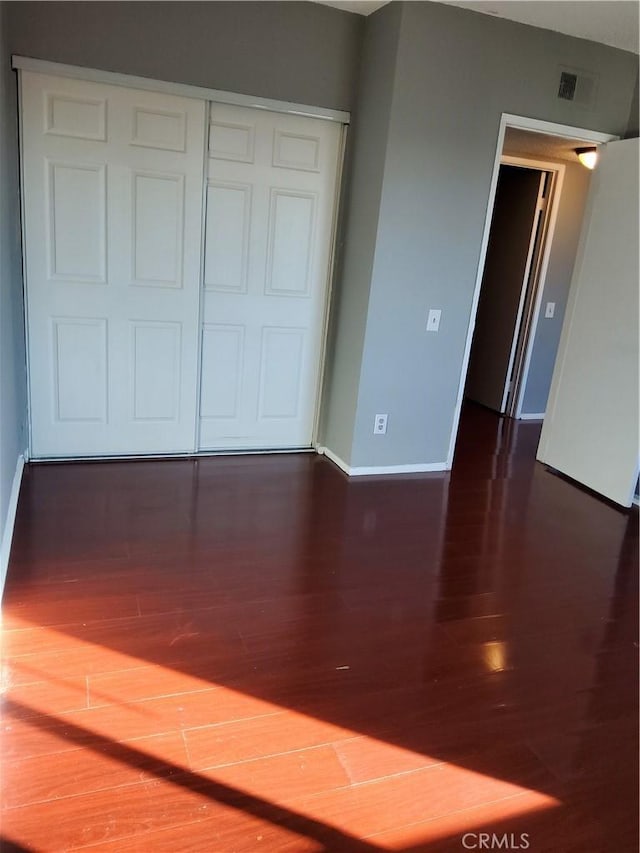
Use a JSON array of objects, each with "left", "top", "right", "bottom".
[
  {"left": 324, "top": 0, "right": 638, "bottom": 469},
  {"left": 319, "top": 2, "right": 402, "bottom": 464},
  {"left": 627, "top": 70, "right": 639, "bottom": 137},
  {"left": 6, "top": 1, "right": 363, "bottom": 111},
  {"left": 514, "top": 157, "right": 592, "bottom": 415},
  {"left": 0, "top": 1, "right": 27, "bottom": 587}
]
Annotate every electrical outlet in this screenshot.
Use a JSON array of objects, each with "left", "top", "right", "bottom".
[
  {"left": 374, "top": 414, "right": 388, "bottom": 435},
  {"left": 545, "top": 302, "right": 556, "bottom": 318},
  {"left": 427, "top": 309, "right": 442, "bottom": 332}
]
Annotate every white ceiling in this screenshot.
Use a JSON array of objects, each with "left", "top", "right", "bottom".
[
  {"left": 502, "top": 127, "right": 597, "bottom": 162},
  {"left": 313, "top": 1, "right": 640, "bottom": 54},
  {"left": 446, "top": 1, "right": 639, "bottom": 54}
]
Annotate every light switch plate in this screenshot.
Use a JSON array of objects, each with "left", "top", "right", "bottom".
[
  {"left": 545, "top": 302, "right": 556, "bottom": 318},
  {"left": 427, "top": 309, "right": 441, "bottom": 332}
]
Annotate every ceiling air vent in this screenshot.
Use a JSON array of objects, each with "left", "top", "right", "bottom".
[
  {"left": 557, "top": 66, "right": 599, "bottom": 109},
  {"left": 558, "top": 71, "right": 577, "bottom": 101}
]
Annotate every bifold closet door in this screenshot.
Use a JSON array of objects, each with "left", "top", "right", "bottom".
[
  {"left": 21, "top": 71, "right": 205, "bottom": 458},
  {"left": 200, "top": 103, "right": 341, "bottom": 450}
]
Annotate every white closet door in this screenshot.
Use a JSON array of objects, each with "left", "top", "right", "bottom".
[
  {"left": 537, "top": 138, "right": 639, "bottom": 506},
  {"left": 200, "top": 103, "right": 341, "bottom": 450},
  {"left": 22, "top": 71, "right": 205, "bottom": 458}
]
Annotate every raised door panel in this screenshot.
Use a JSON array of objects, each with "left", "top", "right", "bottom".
[
  {"left": 209, "top": 120, "right": 255, "bottom": 163},
  {"left": 204, "top": 183, "right": 251, "bottom": 293},
  {"left": 131, "top": 322, "right": 182, "bottom": 422},
  {"left": 258, "top": 327, "right": 305, "bottom": 419},
  {"left": 44, "top": 92, "right": 107, "bottom": 141},
  {"left": 47, "top": 161, "right": 107, "bottom": 282},
  {"left": 265, "top": 190, "right": 316, "bottom": 297},
  {"left": 52, "top": 317, "right": 108, "bottom": 422},
  {"left": 131, "top": 171, "right": 184, "bottom": 287},
  {"left": 200, "top": 325, "right": 244, "bottom": 420},
  {"left": 131, "top": 107, "right": 186, "bottom": 152},
  {"left": 272, "top": 130, "right": 320, "bottom": 172}
]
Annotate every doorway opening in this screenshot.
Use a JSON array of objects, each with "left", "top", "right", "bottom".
[
  {"left": 465, "top": 158, "right": 559, "bottom": 419},
  {"left": 447, "top": 115, "right": 616, "bottom": 467}
]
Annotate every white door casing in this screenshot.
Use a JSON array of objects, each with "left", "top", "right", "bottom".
[
  {"left": 21, "top": 71, "right": 206, "bottom": 457},
  {"left": 537, "top": 138, "right": 639, "bottom": 506},
  {"left": 199, "top": 103, "right": 342, "bottom": 450}
]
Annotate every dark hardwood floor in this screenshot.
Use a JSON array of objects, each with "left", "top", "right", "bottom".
[{"left": 1, "top": 403, "right": 638, "bottom": 852}]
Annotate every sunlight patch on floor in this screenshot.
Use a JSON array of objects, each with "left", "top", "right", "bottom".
[{"left": 2, "top": 621, "right": 561, "bottom": 850}]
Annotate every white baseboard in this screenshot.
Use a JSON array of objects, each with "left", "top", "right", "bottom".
[
  {"left": 0, "top": 454, "right": 25, "bottom": 606},
  {"left": 317, "top": 446, "right": 447, "bottom": 477},
  {"left": 519, "top": 412, "right": 545, "bottom": 421},
  {"left": 350, "top": 461, "right": 448, "bottom": 476},
  {"left": 316, "top": 445, "right": 351, "bottom": 475}
]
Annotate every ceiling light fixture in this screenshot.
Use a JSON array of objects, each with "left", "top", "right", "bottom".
[{"left": 576, "top": 146, "right": 598, "bottom": 169}]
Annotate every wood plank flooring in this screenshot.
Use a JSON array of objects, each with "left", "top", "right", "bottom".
[{"left": 1, "top": 403, "right": 637, "bottom": 851}]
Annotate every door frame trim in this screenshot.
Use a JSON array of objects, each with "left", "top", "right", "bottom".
[
  {"left": 446, "top": 113, "right": 617, "bottom": 469},
  {"left": 11, "top": 56, "right": 351, "bottom": 124}
]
